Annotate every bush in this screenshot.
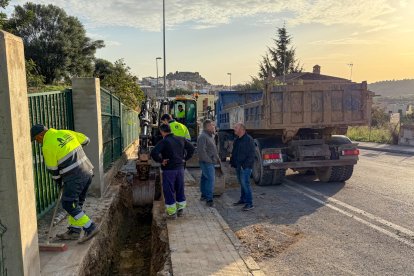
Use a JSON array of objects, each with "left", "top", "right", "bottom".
[{"left": 347, "top": 126, "right": 397, "bottom": 144}]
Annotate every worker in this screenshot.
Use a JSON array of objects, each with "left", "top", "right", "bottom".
[
  {"left": 30, "top": 124, "right": 99, "bottom": 243},
  {"left": 176, "top": 104, "right": 186, "bottom": 123},
  {"left": 160, "top": 113, "right": 191, "bottom": 141},
  {"left": 150, "top": 124, "right": 195, "bottom": 218},
  {"left": 197, "top": 119, "right": 219, "bottom": 207},
  {"left": 230, "top": 123, "right": 255, "bottom": 211}
]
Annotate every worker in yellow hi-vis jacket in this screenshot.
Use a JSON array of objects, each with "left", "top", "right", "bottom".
[
  {"left": 31, "top": 124, "right": 99, "bottom": 244},
  {"left": 160, "top": 114, "right": 191, "bottom": 141}
]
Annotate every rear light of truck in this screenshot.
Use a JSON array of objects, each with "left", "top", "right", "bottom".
[
  {"left": 262, "top": 152, "right": 283, "bottom": 164},
  {"left": 342, "top": 149, "right": 360, "bottom": 156}
]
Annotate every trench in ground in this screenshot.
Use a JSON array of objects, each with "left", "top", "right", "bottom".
[{"left": 79, "top": 179, "right": 170, "bottom": 276}]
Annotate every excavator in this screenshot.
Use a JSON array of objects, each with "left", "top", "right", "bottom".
[{"left": 132, "top": 95, "right": 225, "bottom": 206}]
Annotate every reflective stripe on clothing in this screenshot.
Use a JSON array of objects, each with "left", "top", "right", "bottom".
[
  {"left": 176, "top": 201, "right": 186, "bottom": 210},
  {"left": 68, "top": 212, "right": 91, "bottom": 227},
  {"left": 60, "top": 155, "right": 88, "bottom": 175}
]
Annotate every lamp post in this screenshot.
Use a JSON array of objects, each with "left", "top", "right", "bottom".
[
  {"left": 156, "top": 57, "right": 162, "bottom": 97},
  {"left": 163, "top": 0, "right": 167, "bottom": 98},
  {"left": 347, "top": 62, "right": 354, "bottom": 81},
  {"left": 227, "top": 72, "right": 232, "bottom": 91}
]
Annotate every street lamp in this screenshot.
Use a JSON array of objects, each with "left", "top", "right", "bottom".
[
  {"left": 163, "top": 0, "right": 167, "bottom": 98},
  {"left": 347, "top": 62, "right": 354, "bottom": 81},
  {"left": 156, "top": 57, "right": 162, "bottom": 97},
  {"left": 227, "top": 73, "right": 232, "bottom": 91}
]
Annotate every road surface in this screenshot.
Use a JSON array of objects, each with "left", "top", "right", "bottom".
[{"left": 209, "top": 149, "right": 414, "bottom": 275}]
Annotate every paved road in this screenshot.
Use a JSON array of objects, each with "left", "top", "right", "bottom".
[{"left": 212, "top": 149, "right": 414, "bottom": 275}]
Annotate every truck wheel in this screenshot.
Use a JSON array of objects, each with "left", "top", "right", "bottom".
[
  {"left": 315, "top": 166, "right": 344, "bottom": 182},
  {"left": 340, "top": 165, "right": 354, "bottom": 182},
  {"left": 252, "top": 146, "right": 278, "bottom": 186},
  {"left": 272, "top": 169, "right": 286, "bottom": 185}
]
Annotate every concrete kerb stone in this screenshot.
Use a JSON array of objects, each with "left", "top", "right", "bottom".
[
  {"left": 209, "top": 207, "right": 264, "bottom": 274},
  {"left": 358, "top": 145, "right": 414, "bottom": 156}
]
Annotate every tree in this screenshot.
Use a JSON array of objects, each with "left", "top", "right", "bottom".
[
  {"left": 233, "top": 76, "right": 264, "bottom": 91},
  {"left": 0, "top": 0, "right": 8, "bottom": 29},
  {"left": 94, "top": 59, "right": 115, "bottom": 81},
  {"left": 259, "top": 25, "right": 302, "bottom": 79},
  {"left": 96, "top": 59, "right": 144, "bottom": 110},
  {"left": 371, "top": 106, "right": 390, "bottom": 127},
  {"left": 258, "top": 53, "right": 272, "bottom": 79},
  {"left": 26, "top": 59, "right": 45, "bottom": 91},
  {"left": 7, "top": 3, "right": 104, "bottom": 83}
]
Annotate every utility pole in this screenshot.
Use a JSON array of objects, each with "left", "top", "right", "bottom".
[
  {"left": 156, "top": 57, "right": 161, "bottom": 97},
  {"left": 163, "top": 0, "right": 166, "bottom": 98}
]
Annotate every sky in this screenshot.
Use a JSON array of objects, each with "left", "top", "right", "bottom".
[{"left": 6, "top": 0, "right": 414, "bottom": 85}]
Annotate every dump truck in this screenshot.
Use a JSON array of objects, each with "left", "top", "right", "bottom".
[{"left": 215, "top": 76, "right": 373, "bottom": 185}]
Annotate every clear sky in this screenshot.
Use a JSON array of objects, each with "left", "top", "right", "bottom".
[{"left": 7, "top": 0, "right": 414, "bottom": 85}]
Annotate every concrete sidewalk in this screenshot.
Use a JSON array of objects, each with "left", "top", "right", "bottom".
[
  {"left": 357, "top": 141, "right": 414, "bottom": 155},
  {"left": 167, "top": 185, "right": 263, "bottom": 276}
]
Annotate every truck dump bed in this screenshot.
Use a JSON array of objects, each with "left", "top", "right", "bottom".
[{"left": 216, "top": 82, "right": 373, "bottom": 132}]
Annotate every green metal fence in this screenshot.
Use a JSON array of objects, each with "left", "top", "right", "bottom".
[
  {"left": 101, "top": 88, "right": 140, "bottom": 171},
  {"left": 0, "top": 219, "right": 6, "bottom": 276},
  {"left": 28, "top": 89, "right": 74, "bottom": 217},
  {"left": 121, "top": 103, "right": 140, "bottom": 150},
  {"left": 101, "top": 88, "right": 122, "bottom": 171}
]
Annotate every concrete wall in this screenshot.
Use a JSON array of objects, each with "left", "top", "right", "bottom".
[
  {"left": 0, "top": 31, "right": 41, "bottom": 275},
  {"left": 72, "top": 78, "right": 105, "bottom": 197},
  {"left": 399, "top": 125, "right": 414, "bottom": 147}
]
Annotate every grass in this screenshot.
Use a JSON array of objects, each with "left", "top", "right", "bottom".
[{"left": 347, "top": 126, "right": 395, "bottom": 144}]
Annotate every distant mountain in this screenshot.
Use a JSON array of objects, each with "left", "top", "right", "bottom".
[
  {"left": 368, "top": 79, "right": 414, "bottom": 97},
  {"left": 167, "top": 71, "right": 210, "bottom": 85}
]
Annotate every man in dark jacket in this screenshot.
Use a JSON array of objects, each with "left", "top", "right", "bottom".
[
  {"left": 230, "top": 123, "right": 255, "bottom": 211},
  {"left": 150, "top": 124, "right": 195, "bottom": 218}
]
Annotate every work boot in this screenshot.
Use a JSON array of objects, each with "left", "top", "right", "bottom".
[
  {"left": 177, "top": 209, "right": 184, "bottom": 217},
  {"left": 167, "top": 213, "right": 177, "bottom": 220},
  {"left": 56, "top": 227, "right": 81, "bottom": 240},
  {"left": 233, "top": 200, "right": 245, "bottom": 206},
  {"left": 242, "top": 204, "right": 254, "bottom": 211},
  {"left": 200, "top": 196, "right": 207, "bottom": 201},
  {"left": 77, "top": 223, "right": 100, "bottom": 244},
  {"left": 206, "top": 200, "right": 214, "bottom": 207}
]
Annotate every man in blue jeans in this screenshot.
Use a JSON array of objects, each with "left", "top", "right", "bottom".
[
  {"left": 230, "top": 123, "right": 255, "bottom": 211},
  {"left": 197, "top": 119, "right": 219, "bottom": 207}
]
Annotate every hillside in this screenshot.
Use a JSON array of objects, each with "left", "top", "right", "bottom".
[
  {"left": 167, "top": 71, "right": 210, "bottom": 85},
  {"left": 368, "top": 79, "right": 414, "bottom": 97}
]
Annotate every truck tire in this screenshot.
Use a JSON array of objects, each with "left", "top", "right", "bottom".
[
  {"left": 316, "top": 165, "right": 354, "bottom": 182},
  {"left": 252, "top": 146, "right": 284, "bottom": 186},
  {"left": 315, "top": 166, "right": 344, "bottom": 182},
  {"left": 272, "top": 168, "right": 286, "bottom": 185},
  {"left": 340, "top": 165, "right": 354, "bottom": 182}
]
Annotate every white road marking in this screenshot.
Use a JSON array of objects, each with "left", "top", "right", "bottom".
[{"left": 283, "top": 181, "right": 414, "bottom": 248}]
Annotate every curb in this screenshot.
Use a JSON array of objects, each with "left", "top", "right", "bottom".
[{"left": 358, "top": 146, "right": 414, "bottom": 156}]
